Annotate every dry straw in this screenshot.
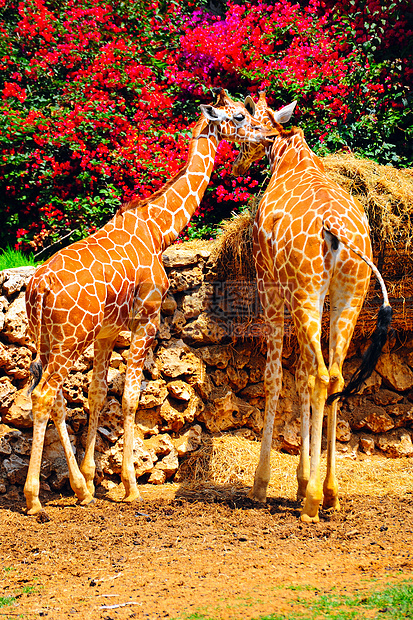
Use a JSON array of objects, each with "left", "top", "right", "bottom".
[{"left": 177, "top": 433, "right": 413, "bottom": 500}]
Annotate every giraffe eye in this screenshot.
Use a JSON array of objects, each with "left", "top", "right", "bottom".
[{"left": 233, "top": 113, "right": 245, "bottom": 122}]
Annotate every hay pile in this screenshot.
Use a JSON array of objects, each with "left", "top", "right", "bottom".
[
  {"left": 211, "top": 153, "right": 413, "bottom": 335},
  {"left": 176, "top": 433, "right": 413, "bottom": 500}
]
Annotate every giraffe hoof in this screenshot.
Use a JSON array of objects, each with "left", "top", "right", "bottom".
[
  {"left": 300, "top": 512, "right": 320, "bottom": 524},
  {"left": 323, "top": 497, "right": 340, "bottom": 512},
  {"left": 25, "top": 499, "right": 44, "bottom": 516},
  {"left": 123, "top": 490, "right": 142, "bottom": 503},
  {"left": 79, "top": 496, "right": 96, "bottom": 508},
  {"left": 247, "top": 486, "right": 267, "bottom": 503}
]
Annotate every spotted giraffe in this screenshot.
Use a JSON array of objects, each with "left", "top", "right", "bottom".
[
  {"left": 24, "top": 88, "right": 276, "bottom": 516},
  {"left": 233, "top": 91, "right": 392, "bottom": 523}
]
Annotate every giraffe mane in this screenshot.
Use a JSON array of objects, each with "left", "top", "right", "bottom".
[{"left": 118, "top": 115, "right": 209, "bottom": 215}]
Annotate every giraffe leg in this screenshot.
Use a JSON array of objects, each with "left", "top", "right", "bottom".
[
  {"left": 80, "top": 337, "right": 115, "bottom": 495},
  {"left": 295, "top": 360, "right": 310, "bottom": 501},
  {"left": 249, "top": 298, "right": 284, "bottom": 503},
  {"left": 300, "top": 365, "right": 329, "bottom": 523},
  {"left": 51, "top": 388, "right": 94, "bottom": 506},
  {"left": 121, "top": 317, "right": 159, "bottom": 503},
  {"left": 322, "top": 362, "right": 343, "bottom": 511},
  {"left": 24, "top": 384, "right": 53, "bottom": 515}
]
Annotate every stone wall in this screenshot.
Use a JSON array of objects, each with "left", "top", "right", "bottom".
[{"left": 0, "top": 243, "right": 412, "bottom": 497}]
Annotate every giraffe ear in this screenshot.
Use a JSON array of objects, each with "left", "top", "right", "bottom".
[
  {"left": 200, "top": 104, "right": 228, "bottom": 122},
  {"left": 272, "top": 101, "right": 297, "bottom": 124},
  {"left": 244, "top": 95, "right": 256, "bottom": 117}
]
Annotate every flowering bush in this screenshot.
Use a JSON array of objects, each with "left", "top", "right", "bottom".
[{"left": 0, "top": 0, "right": 412, "bottom": 251}]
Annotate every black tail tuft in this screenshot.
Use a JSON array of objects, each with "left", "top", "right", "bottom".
[
  {"left": 27, "top": 358, "right": 43, "bottom": 394},
  {"left": 327, "top": 304, "right": 392, "bottom": 405}
]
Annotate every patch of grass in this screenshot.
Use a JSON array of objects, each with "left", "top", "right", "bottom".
[
  {"left": 173, "top": 579, "right": 413, "bottom": 620},
  {"left": 0, "top": 594, "right": 16, "bottom": 608},
  {"left": 0, "top": 246, "right": 37, "bottom": 270}
]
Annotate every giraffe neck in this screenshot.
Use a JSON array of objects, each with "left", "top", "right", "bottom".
[
  {"left": 267, "top": 131, "right": 323, "bottom": 177},
  {"left": 142, "top": 119, "right": 219, "bottom": 250}
]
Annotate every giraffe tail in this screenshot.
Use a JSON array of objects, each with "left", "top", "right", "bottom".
[
  {"left": 27, "top": 282, "right": 46, "bottom": 395},
  {"left": 323, "top": 222, "right": 392, "bottom": 404}
]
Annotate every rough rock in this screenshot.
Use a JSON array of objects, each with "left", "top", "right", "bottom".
[
  {"left": 280, "top": 418, "right": 301, "bottom": 454},
  {"left": 2, "top": 453, "right": 29, "bottom": 485},
  {"left": 62, "top": 372, "right": 88, "bottom": 405},
  {"left": 1, "top": 267, "right": 34, "bottom": 296},
  {"left": 0, "top": 377, "right": 17, "bottom": 413},
  {"left": 168, "top": 266, "right": 204, "bottom": 292},
  {"left": 386, "top": 403, "right": 413, "bottom": 428},
  {"left": 97, "top": 398, "right": 124, "bottom": 443},
  {"left": 102, "top": 435, "right": 156, "bottom": 478},
  {"left": 336, "top": 419, "right": 352, "bottom": 442},
  {"left": 0, "top": 342, "right": 32, "bottom": 380},
  {"left": 0, "top": 424, "right": 23, "bottom": 456},
  {"left": 163, "top": 245, "right": 210, "bottom": 269},
  {"left": 198, "top": 344, "right": 232, "bottom": 369},
  {"left": 375, "top": 353, "right": 413, "bottom": 392},
  {"left": 359, "top": 435, "right": 375, "bottom": 455},
  {"left": 2, "top": 292, "right": 31, "bottom": 345},
  {"left": 156, "top": 340, "right": 204, "bottom": 379},
  {"left": 107, "top": 367, "right": 126, "bottom": 397},
  {"left": 182, "top": 313, "right": 227, "bottom": 344},
  {"left": 135, "top": 407, "right": 162, "bottom": 438},
  {"left": 227, "top": 365, "right": 249, "bottom": 391},
  {"left": 173, "top": 425, "right": 202, "bottom": 457},
  {"left": 144, "top": 433, "right": 175, "bottom": 457},
  {"left": 247, "top": 355, "right": 266, "bottom": 383},
  {"left": 372, "top": 389, "right": 404, "bottom": 407},
  {"left": 160, "top": 391, "right": 202, "bottom": 432},
  {"left": 376, "top": 429, "right": 413, "bottom": 458},
  {"left": 115, "top": 331, "right": 131, "bottom": 348},
  {"left": 181, "top": 284, "right": 214, "bottom": 319},
  {"left": 1, "top": 388, "right": 33, "bottom": 428},
  {"left": 139, "top": 380, "right": 168, "bottom": 409},
  {"left": 167, "top": 380, "right": 193, "bottom": 402},
  {"left": 42, "top": 425, "right": 77, "bottom": 490},
  {"left": 150, "top": 448, "right": 179, "bottom": 479},
  {"left": 161, "top": 294, "right": 177, "bottom": 316},
  {"left": 199, "top": 387, "right": 257, "bottom": 433}
]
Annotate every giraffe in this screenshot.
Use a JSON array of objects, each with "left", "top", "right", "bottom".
[
  {"left": 23, "top": 88, "right": 276, "bottom": 516},
  {"left": 232, "top": 91, "right": 392, "bottom": 523}
]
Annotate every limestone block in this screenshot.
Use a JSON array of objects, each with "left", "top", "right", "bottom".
[
  {"left": 376, "top": 429, "right": 413, "bottom": 458},
  {"left": 2, "top": 388, "right": 33, "bottom": 428},
  {"left": 152, "top": 448, "right": 179, "bottom": 478},
  {"left": 347, "top": 403, "right": 389, "bottom": 431},
  {"left": 0, "top": 424, "right": 22, "bottom": 456},
  {"left": 198, "top": 344, "right": 232, "bottom": 369},
  {"left": 160, "top": 391, "right": 202, "bottom": 432},
  {"left": 168, "top": 266, "right": 204, "bottom": 293},
  {"left": 135, "top": 407, "right": 162, "bottom": 438},
  {"left": 2, "top": 453, "right": 29, "bottom": 485},
  {"left": 182, "top": 313, "right": 227, "bottom": 344},
  {"left": 66, "top": 406, "right": 88, "bottom": 433},
  {"left": 386, "top": 403, "right": 413, "bottom": 428},
  {"left": 194, "top": 372, "right": 214, "bottom": 401},
  {"left": 157, "top": 321, "right": 171, "bottom": 340},
  {"left": 139, "top": 379, "right": 168, "bottom": 409},
  {"left": 181, "top": 284, "right": 215, "bottom": 319},
  {"left": 0, "top": 376, "right": 17, "bottom": 412},
  {"left": 231, "top": 343, "right": 251, "bottom": 369},
  {"left": 101, "top": 435, "right": 156, "bottom": 478},
  {"left": 72, "top": 344, "right": 95, "bottom": 372},
  {"left": 240, "top": 383, "right": 265, "bottom": 400},
  {"left": 343, "top": 359, "right": 382, "bottom": 394},
  {"left": 2, "top": 292, "right": 30, "bottom": 345},
  {"left": 372, "top": 389, "right": 404, "bottom": 407},
  {"left": 107, "top": 367, "right": 126, "bottom": 397},
  {"left": 247, "top": 355, "right": 266, "bottom": 383},
  {"left": 144, "top": 433, "right": 175, "bottom": 457},
  {"left": 199, "top": 387, "right": 256, "bottom": 432},
  {"left": 375, "top": 352, "right": 413, "bottom": 392},
  {"left": 0, "top": 295, "right": 9, "bottom": 312},
  {"left": 173, "top": 425, "right": 202, "bottom": 457},
  {"left": 97, "top": 397, "right": 124, "bottom": 443},
  {"left": 167, "top": 380, "right": 192, "bottom": 402},
  {"left": 210, "top": 368, "right": 230, "bottom": 387},
  {"left": 161, "top": 294, "right": 177, "bottom": 316},
  {"left": 280, "top": 418, "right": 301, "bottom": 455},
  {"left": 1, "top": 267, "right": 34, "bottom": 296},
  {"left": 62, "top": 372, "right": 88, "bottom": 404},
  {"left": 147, "top": 468, "right": 166, "bottom": 484},
  {"left": 336, "top": 419, "right": 352, "bottom": 442},
  {"left": 156, "top": 339, "right": 205, "bottom": 380},
  {"left": 143, "top": 346, "right": 159, "bottom": 379},
  {"left": 227, "top": 365, "right": 249, "bottom": 391},
  {"left": 359, "top": 435, "right": 375, "bottom": 455},
  {"left": 362, "top": 410, "right": 395, "bottom": 434},
  {"left": 42, "top": 425, "right": 76, "bottom": 489},
  {"left": 0, "top": 312, "right": 4, "bottom": 331},
  {"left": 163, "top": 244, "right": 211, "bottom": 269},
  {"left": 171, "top": 310, "right": 186, "bottom": 333},
  {"left": 109, "top": 351, "right": 123, "bottom": 369},
  {"left": 0, "top": 342, "right": 32, "bottom": 380}
]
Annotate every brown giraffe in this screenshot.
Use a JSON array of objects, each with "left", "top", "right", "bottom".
[
  {"left": 232, "top": 92, "right": 392, "bottom": 523},
  {"left": 24, "top": 88, "right": 276, "bottom": 515}
]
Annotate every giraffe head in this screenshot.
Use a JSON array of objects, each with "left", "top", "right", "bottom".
[
  {"left": 231, "top": 91, "right": 297, "bottom": 176},
  {"left": 200, "top": 87, "right": 278, "bottom": 144}
]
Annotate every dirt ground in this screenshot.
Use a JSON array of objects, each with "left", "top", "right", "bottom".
[{"left": 1, "top": 456, "right": 413, "bottom": 620}]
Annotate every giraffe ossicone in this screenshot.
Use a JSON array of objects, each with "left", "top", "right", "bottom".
[
  {"left": 23, "top": 89, "right": 275, "bottom": 516},
  {"left": 233, "top": 91, "right": 392, "bottom": 523}
]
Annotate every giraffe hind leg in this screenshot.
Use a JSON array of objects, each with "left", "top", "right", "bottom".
[{"left": 322, "top": 362, "right": 343, "bottom": 511}]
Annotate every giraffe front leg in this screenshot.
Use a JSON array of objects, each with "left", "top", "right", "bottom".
[
  {"left": 249, "top": 322, "right": 283, "bottom": 503},
  {"left": 120, "top": 316, "right": 160, "bottom": 503},
  {"left": 295, "top": 361, "right": 310, "bottom": 501}
]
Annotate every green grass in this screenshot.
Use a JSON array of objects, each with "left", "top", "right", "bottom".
[
  {"left": 173, "top": 579, "right": 413, "bottom": 620},
  {"left": 0, "top": 246, "right": 37, "bottom": 270},
  {"left": 0, "top": 594, "right": 16, "bottom": 608}
]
